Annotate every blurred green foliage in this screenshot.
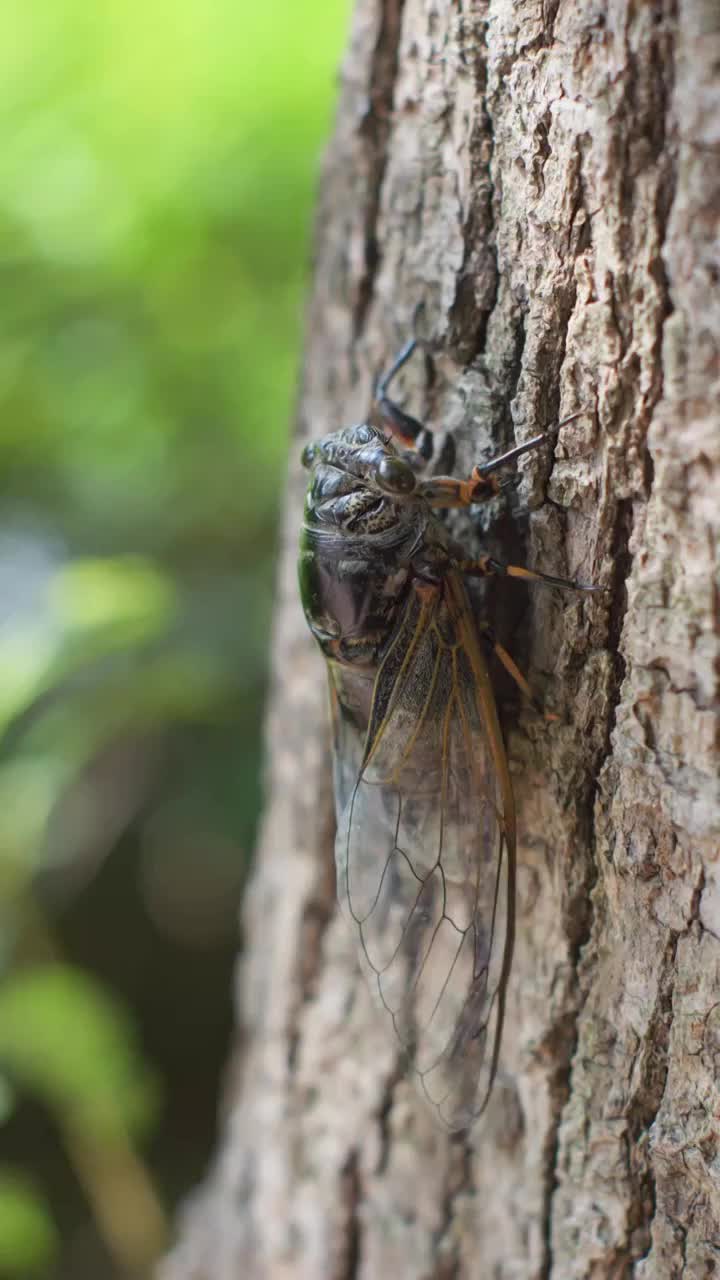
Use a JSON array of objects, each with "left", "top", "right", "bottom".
[
  {"left": 0, "top": 1, "right": 348, "bottom": 1275},
  {"left": 0, "top": 966, "right": 158, "bottom": 1140},
  {"left": 0, "top": 1172, "right": 57, "bottom": 1276}
]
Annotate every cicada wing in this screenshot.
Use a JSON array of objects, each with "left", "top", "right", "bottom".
[
  {"left": 335, "top": 573, "right": 515, "bottom": 1131},
  {"left": 327, "top": 676, "right": 365, "bottom": 820}
]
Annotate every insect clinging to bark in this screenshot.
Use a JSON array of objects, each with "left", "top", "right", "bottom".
[{"left": 298, "top": 336, "right": 599, "bottom": 1130}]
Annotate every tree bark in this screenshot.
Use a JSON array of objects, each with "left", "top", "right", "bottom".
[{"left": 163, "top": 1, "right": 719, "bottom": 1277}]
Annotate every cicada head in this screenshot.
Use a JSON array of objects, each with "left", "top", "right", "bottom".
[
  {"left": 301, "top": 423, "right": 421, "bottom": 537},
  {"left": 298, "top": 423, "right": 432, "bottom": 668}
]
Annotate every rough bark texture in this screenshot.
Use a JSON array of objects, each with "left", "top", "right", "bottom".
[{"left": 163, "top": 1, "right": 719, "bottom": 1277}]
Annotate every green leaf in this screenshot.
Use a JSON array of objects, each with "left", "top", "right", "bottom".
[
  {"left": 0, "top": 758, "right": 69, "bottom": 888},
  {"left": 0, "top": 1170, "right": 58, "bottom": 1274},
  {"left": 0, "top": 1076, "right": 16, "bottom": 1126},
  {"left": 0, "top": 965, "right": 159, "bottom": 1140},
  {"left": 50, "top": 555, "right": 177, "bottom": 646}
]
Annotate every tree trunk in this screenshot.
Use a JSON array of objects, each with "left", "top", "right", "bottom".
[{"left": 163, "top": 1, "right": 719, "bottom": 1276}]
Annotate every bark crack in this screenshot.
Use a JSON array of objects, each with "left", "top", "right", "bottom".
[
  {"left": 286, "top": 790, "right": 337, "bottom": 1074},
  {"left": 432, "top": 1134, "right": 473, "bottom": 1280},
  {"left": 338, "top": 1151, "right": 362, "bottom": 1280},
  {"left": 633, "top": 867, "right": 707, "bottom": 1270},
  {"left": 538, "top": 911, "right": 598, "bottom": 1280},
  {"left": 624, "top": 934, "right": 678, "bottom": 1268},
  {"left": 448, "top": 9, "right": 498, "bottom": 361},
  {"left": 353, "top": 0, "right": 408, "bottom": 340}
]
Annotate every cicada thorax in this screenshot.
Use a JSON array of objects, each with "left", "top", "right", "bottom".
[{"left": 298, "top": 422, "right": 430, "bottom": 668}]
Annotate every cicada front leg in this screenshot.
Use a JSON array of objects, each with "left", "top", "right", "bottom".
[
  {"left": 373, "top": 337, "right": 444, "bottom": 468},
  {"left": 417, "top": 409, "right": 585, "bottom": 508}
]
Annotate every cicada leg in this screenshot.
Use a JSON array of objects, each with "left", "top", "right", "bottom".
[
  {"left": 418, "top": 410, "right": 585, "bottom": 508},
  {"left": 453, "top": 494, "right": 603, "bottom": 719},
  {"left": 373, "top": 338, "right": 437, "bottom": 464},
  {"left": 462, "top": 551, "right": 602, "bottom": 719},
  {"left": 476, "top": 621, "right": 559, "bottom": 721},
  {"left": 376, "top": 334, "right": 584, "bottom": 488},
  {"left": 456, "top": 554, "right": 602, "bottom": 594}
]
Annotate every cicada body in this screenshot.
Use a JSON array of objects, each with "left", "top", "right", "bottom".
[{"left": 298, "top": 344, "right": 595, "bottom": 1131}]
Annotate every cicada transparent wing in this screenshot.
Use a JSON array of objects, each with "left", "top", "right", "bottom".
[{"left": 333, "top": 569, "right": 516, "bottom": 1131}]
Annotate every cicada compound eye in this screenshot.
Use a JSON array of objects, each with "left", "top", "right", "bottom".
[
  {"left": 301, "top": 442, "right": 316, "bottom": 469},
  {"left": 375, "top": 455, "right": 417, "bottom": 496}
]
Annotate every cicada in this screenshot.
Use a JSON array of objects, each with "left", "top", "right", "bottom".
[{"left": 298, "top": 339, "right": 596, "bottom": 1130}]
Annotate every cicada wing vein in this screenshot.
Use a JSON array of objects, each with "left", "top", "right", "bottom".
[{"left": 334, "top": 571, "right": 516, "bottom": 1131}]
